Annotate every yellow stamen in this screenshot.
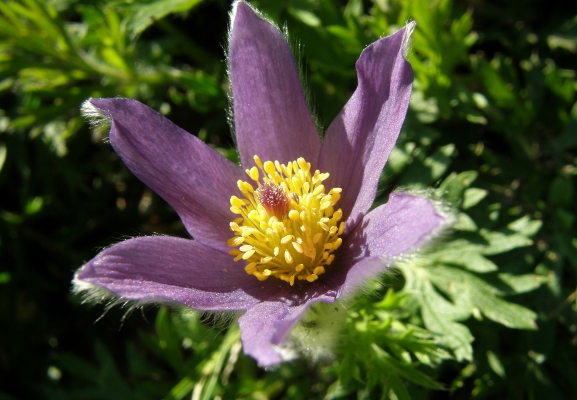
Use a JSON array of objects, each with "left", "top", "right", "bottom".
[{"left": 227, "top": 156, "right": 344, "bottom": 286}]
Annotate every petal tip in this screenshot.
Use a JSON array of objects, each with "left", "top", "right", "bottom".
[
  {"left": 402, "top": 21, "right": 417, "bottom": 59},
  {"left": 231, "top": 1, "right": 261, "bottom": 32},
  {"left": 88, "top": 97, "right": 114, "bottom": 111},
  {"left": 81, "top": 98, "right": 111, "bottom": 129},
  {"left": 72, "top": 272, "right": 117, "bottom": 305},
  {"left": 232, "top": 1, "right": 258, "bottom": 20}
]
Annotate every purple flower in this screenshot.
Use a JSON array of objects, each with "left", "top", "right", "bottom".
[{"left": 74, "top": 1, "right": 448, "bottom": 366}]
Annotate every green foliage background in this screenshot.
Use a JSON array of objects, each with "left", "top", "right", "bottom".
[{"left": 1, "top": 0, "right": 576, "bottom": 398}]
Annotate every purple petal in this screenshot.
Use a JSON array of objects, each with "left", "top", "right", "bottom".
[
  {"left": 318, "top": 26, "right": 413, "bottom": 233},
  {"left": 229, "top": 2, "right": 321, "bottom": 167},
  {"left": 335, "top": 193, "right": 446, "bottom": 297},
  {"left": 269, "top": 296, "right": 333, "bottom": 344},
  {"left": 238, "top": 302, "right": 289, "bottom": 366},
  {"left": 75, "top": 236, "right": 264, "bottom": 310},
  {"left": 351, "top": 193, "right": 445, "bottom": 257},
  {"left": 90, "top": 98, "right": 244, "bottom": 253},
  {"left": 239, "top": 295, "right": 333, "bottom": 366}
]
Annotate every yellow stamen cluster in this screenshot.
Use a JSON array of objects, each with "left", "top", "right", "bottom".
[{"left": 228, "top": 155, "right": 344, "bottom": 286}]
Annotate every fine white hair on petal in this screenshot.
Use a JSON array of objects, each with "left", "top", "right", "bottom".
[
  {"left": 198, "top": 310, "right": 244, "bottom": 333},
  {"left": 80, "top": 99, "right": 111, "bottom": 130},
  {"left": 270, "top": 344, "right": 299, "bottom": 365},
  {"left": 402, "top": 20, "right": 417, "bottom": 59},
  {"left": 73, "top": 275, "right": 243, "bottom": 329},
  {"left": 229, "top": 0, "right": 280, "bottom": 41},
  {"left": 72, "top": 276, "right": 180, "bottom": 314},
  {"left": 393, "top": 186, "right": 458, "bottom": 233},
  {"left": 338, "top": 254, "right": 404, "bottom": 302},
  {"left": 73, "top": 275, "right": 179, "bottom": 324},
  {"left": 72, "top": 277, "right": 117, "bottom": 305},
  {"left": 286, "top": 302, "right": 347, "bottom": 364}
]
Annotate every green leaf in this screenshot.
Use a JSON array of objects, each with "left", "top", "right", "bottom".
[
  {"left": 339, "top": 348, "right": 361, "bottom": 385},
  {"left": 0, "top": 145, "right": 6, "bottom": 172},
  {"left": 453, "top": 212, "right": 477, "bottom": 231},
  {"left": 100, "top": 47, "right": 130, "bottom": 72},
  {"left": 426, "top": 265, "right": 537, "bottom": 330},
  {"left": 426, "top": 143, "right": 455, "bottom": 181},
  {"left": 419, "top": 281, "right": 474, "bottom": 361},
  {"left": 324, "top": 380, "right": 355, "bottom": 400},
  {"left": 387, "top": 373, "right": 412, "bottom": 400},
  {"left": 24, "top": 196, "right": 43, "bottom": 215},
  {"left": 549, "top": 176, "right": 575, "bottom": 208},
  {"left": 0, "top": 272, "right": 10, "bottom": 284},
  {"left": 197, "top": 326, "right": 241, "bottom": 400},
  {"left": 410, "top": 89, "right": 440, "bottom": 123},
  {"left": 478, "top": 59, "right": 518, "bottom": 107},
  {"left": 479, "top": 295, "right": 537, "bottom": 330},
  {"left": 507, "top": 215, "right": 543, "bottom": 237},
  {"left": 326, "top": 25, "right": 362, "bottom": 53},
  {"left": 93, "top": 341, "right": 137, "bottom": 399},
  {"left": 372, "top": 344, "right": 444, "bottom": 390},
  {"left": 388, "top": 143, "right": 416, "bottom": 174},
  {"left": 289, "top": 8, "right": 322, "bottom": 27},
  {"left": 462, "top": 188, "right": 488, "bottom": 209},
  {"left": 479, "top": 229, "right": 533, "bottom": 255},
  {"left": 486, "top": 351, "right": 506, "bottom": 378},
  {"left": 547, "top": 34, "right": 577, "bottom": 52},
  {"left": 51, "top": 352, "right": 101, "bottom": 383},
  {"left": 124, "top": 0, "right": 204, "bottom": 37},
  {"left": 438, "top": 170, "right": 478, "bottom": 204},
  {"left": 498, "top": 273, "right": 545, "bottom": 294},
  {"left": 399, "top": 144, "right": 455, "bottom": 187},
  {"left": 164, "top": 376, "right": 195, "bottom": 400},
  {"left": 434, "top": 244, "right": 498, "bottom": 273},
  {"left": 156, "top": 307, "right": 186, "bottom": 376}
]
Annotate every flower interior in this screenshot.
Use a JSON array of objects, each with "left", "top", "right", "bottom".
[{"left": 228, "top": 155, "right": 344, "bottom": 285}]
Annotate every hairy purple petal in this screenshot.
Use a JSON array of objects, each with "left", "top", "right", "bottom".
[
  {"left": 337, "top": 193, "right": 446, "bottom": 297},
  {"left": 318, "top": 27, "right": 414, "bottom": 233},
  {"left": 229, "top": 2, "right": 321, "bottom": 167},
  {"left": 353, "top": 193, "right": 444, "bottom": 257},
  {"left": 90, "top": 98, "right": 244, "bottom": 252},
  {"left": 239, "top": 294, "right": 334, "bottom": 366},
  {"left": 76, "top": 236, "right": 265, "bottom": 310},
  {"left": 238, "top": 301, "right": 289, "bottom": 366},
  {"left": 269, "top": 296, "right": 334, "bottom": 344}
]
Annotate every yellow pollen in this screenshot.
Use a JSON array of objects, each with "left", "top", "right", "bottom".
[{"left": 228, "top": 155, "right": 344, "bottom": 286}]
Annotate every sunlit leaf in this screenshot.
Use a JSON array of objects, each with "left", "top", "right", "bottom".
[{"left": 123, "top": 0, "right": 204, "bottom": 37}]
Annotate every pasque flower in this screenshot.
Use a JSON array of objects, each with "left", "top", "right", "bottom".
[{"left": 74, "top": 1, "right": 448, "bottom": 366}]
